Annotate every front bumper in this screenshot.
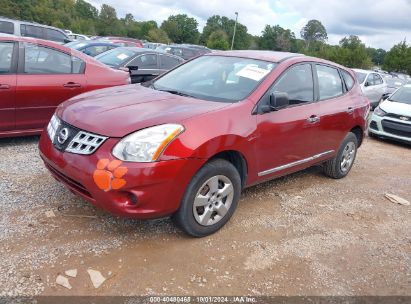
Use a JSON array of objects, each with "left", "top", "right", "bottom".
[
  {"left": 39, "top": 131, "right": 206, "bottom": 219},
  {"left": 368, "top": 114, "right": 411, "bottom": 143}
]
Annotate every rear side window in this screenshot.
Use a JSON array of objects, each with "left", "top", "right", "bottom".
[
  {"left": 0, "top": 42, "right": 14, "bottom": 73},
  {"left": 45, "top": 28, "right": 66, "bottom": 43},
  {"left": 0, "top": 21, "right": 14, "bottom": 34},
  {"left": 341, "top": 70, "right": 355, "bottom": 91},
  {"left": 160, "top": 54, "right": 181, "bottom": 69},
  {"left": 316, "top": 65, "right": 344, "bottom": 100},
  {"left": 24, "top": 43, "right": 71, "bottom": 74},
  {"left": 21, "top": 24, "right": 45, "bottom": 39},
  {"left": 272, "top": 63, "right": 314, "bottom": 105}
]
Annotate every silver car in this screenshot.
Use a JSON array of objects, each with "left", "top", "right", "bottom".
[
  {"left": 353, "top": 69, "right": 387, "bottom": 109},
  {"left": 0, "top": 17, "right": 70, "bottom": 44}
]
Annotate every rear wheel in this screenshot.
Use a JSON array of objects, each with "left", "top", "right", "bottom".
[
  {"left": 173, "top": 159, "right": 241, "bottom": 237},
  {"left": 323, "top": 132, "right": 358, "bottom": 179}
]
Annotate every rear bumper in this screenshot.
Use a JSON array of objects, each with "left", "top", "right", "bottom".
[{"left": 39, "top": 131, "right": 206, "bottom": 218}]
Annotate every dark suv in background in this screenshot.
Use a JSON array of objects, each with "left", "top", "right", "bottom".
[{"left": 0, "top": 17, "right": 70, "bottom": 44}]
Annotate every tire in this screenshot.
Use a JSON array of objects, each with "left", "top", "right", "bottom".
[
  {"left": 323, "top": 132, "right": 358, "bottom": 179},
  {"left": 173, "top": 159, "right": 241, "bottom": 237}
]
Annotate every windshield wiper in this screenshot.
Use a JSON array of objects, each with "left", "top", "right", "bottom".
[{"left": 156, "top": 88, "right": 196, "bottom": 98}]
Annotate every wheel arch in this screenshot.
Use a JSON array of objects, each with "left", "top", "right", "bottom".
[
  {"left": 350, "top": 126, "right": 364, "bottom": 147},
  {"left": 209, "top": 150, "right": 248, "bottom": 189}
]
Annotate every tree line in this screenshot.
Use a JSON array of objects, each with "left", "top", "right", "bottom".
[{"left": 1, "top": 0, "right": 410, "bottom": 74}]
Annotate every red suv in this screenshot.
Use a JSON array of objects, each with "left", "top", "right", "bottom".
[
  {"left": 39, "top": 51, "right": 370, "bottom": 237},
  {"left": 0, "top": 36, "right": 130, "bottom": 138}
]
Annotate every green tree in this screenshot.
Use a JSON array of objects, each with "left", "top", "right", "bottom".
[
  {"left": 300, "top": 19, "right": 328, "bottom": 48},
  {"left": 206, "top": 30, "right": 229, "bottom": 50},
  {"left": 259, "top": 25, "right": 296, "bottom": 51},
  {"left": 382, "top": 41, "right": 411, "bottom": 74},
  {"left": 201, "top": 15, "right": 251, "bottom": 49},
  {"left": 146, "top": 28, "right": 170, "bottom": 44},
  {"left": 338, "top": 35, "right": 373, "bottom": 68},
  {"left": 161, "top": 14, "right": 199, "bottom": 43}
]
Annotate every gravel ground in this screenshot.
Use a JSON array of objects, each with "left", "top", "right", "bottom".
[{"left": 0, "top": 135, "right": 410, "bottom": 296}]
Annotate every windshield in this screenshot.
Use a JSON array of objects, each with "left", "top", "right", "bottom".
[
  {"left": 355, "top": 72, "right": 367, "bottom": 84},
  {"left": 153, "top": 55, "right": 276, "bottom": 102},
  {"left": 95, "top": 48, "right": 136, "bottom": 67},
  {"left": 388, "top": 86, "right": 411, "bottom": 105}
]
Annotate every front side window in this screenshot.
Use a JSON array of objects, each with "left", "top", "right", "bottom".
[
  {"left": 373, "top": 73, "right": 383, "bottom": 85},
  {"left": 0, "top": 42, "right": 14, "bottom": 73},
  {"left": 316, "top": 65, "right": 343, "bottom": 100},
  {"left": 84, "top": 45, "right": 109, "bottom": 57},
  {"left": 128, "top": 54, "right": 158, "bottom": 69},
  {"left": 0, "top": 21, "right": 14, "bottom": 34},
  {"left": 24, "top": 43, "right": 71, "bottom": 74},
  {"left": 46, "top": 28, "right": 66, "bottom": 43},
  {"left": 271, "top": 63, "right": 314, "bottom": 105},
  {"left": 366, "top": 74, "right": 375, "bottom": 86},
  {"left": 160, "top": 54, "right": 181, "bottom": 69},
  {"left": 355, "top": 72, "right": 367, "bottom": 84},
  {"left": 21, "top": 24, "right": 45, "bottom": 39},
  {"left": 153, "top": 55, "right": 276, "bottom": 103}
]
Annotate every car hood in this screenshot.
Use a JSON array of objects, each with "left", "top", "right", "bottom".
[
  {"left": 57, "top": 84, "right": 230, "bottom": 137},
  {"left": 380, "top": 100, "right": 411, "bottom": 116}
]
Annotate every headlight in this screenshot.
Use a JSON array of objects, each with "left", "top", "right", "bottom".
[
  {"left": 47, "top": 114, "right": 60, "bottom": 140},
  {"left": 374, "top": 106, "right": 386, "bottom": 117},
  {"left": 112, "top": 124, "right": 184, "bottom": 162}
]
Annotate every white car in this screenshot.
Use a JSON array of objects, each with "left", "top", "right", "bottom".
[
  {"left": 68, "top": 34, "right": 90, "bottom": 41},
  {"left": 353, "top": 69, "right": 387, "bottom": 109},
  {"left": 368, "top": 85, "right": 411, "bottom": 143}
]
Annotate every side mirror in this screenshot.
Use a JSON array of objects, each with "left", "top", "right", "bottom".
[
  {"left": 64, "top": 38, "right": 72, "bottom": 44},
  {"left": 364, "top": 82, "right": 370, "bottom": 87},
  {"left": 270, "top": 92, "right": 289, "bottom": 110},
  {"left": 382, "top": 94, "right": 390, "bottom": 100},
  {"left": 127, "top": 66, "right": 139, "bottom": 75}
]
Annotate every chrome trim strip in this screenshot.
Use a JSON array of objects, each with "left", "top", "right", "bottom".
[{"left": 258, "top": 150, "right": 335, "bottom": 177}]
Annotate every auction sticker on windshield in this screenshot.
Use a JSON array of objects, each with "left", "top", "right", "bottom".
[
  {"left": 236, "top": 65, "right": 270, "bottom": 81},
  {"left": 117, "top": 53, "right": 129, "bottom": 60}
]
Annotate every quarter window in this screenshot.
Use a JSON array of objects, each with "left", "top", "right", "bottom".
[
  {"left": 272, "top": 63, "right": 314, "bottom": 105},
  {"left": 341, "top": 70, "right": 355, "bottom": 91},
  {"left": 0, "top": 21, "right": 14, "bottom": 34},
  {"left": 0, "top": 42, "right": 14, "bottom": 73},
  {"left": 316, "top": 65, "right": 344, "bottom": 100},
  {"left": 24, "top": 43, "right": 71, "bottom": 74}
]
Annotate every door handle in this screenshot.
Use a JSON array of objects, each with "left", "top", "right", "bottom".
[
  {"left": 307, "top": 115, "right": 320, "bottom": 124},
  {"left": 347, "top": 107, "right": 354, "bottom": 114},
  {"left": 63, "top": 82, "right": 82, "bottom": 88},
  {"left": 0, "top": 84, "right": 10, "bottom": 89}
]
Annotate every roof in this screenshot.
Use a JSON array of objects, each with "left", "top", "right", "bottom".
[
  {"left": 0, "top": 16, "right": 68, "bottom": 35},
  {"left": 208, "top": 50, "right": 304, "bottom": 63}
]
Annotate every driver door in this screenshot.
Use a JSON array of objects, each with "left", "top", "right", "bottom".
[{"left": 256, "top": 63, "right": 323, "bottom": 178}]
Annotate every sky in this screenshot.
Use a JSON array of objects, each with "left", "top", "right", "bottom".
[{"left": 88, "top": 0, "right": 411, "bottom": 50}]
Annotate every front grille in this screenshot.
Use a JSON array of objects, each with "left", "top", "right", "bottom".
[
  {"left": 381, "top": 120, "right": 411, "bottom": 138},
  {"left": 385, "top": 113, "right": 411, "bottom": 121},
  {"left": 45, "top": 162, "right": 93, "bottom": 199},
  {"left": 66, "top": 131, "right": 106, "bottom": 155},
  {"left": 369, "top": 120, "right": 379, "bottom": 131},
  {"left": 47, "top": 115, "right": 107, "bottom": 155}
]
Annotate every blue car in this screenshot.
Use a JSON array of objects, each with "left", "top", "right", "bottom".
[{"left": 65, "top": 41, "right": 119, "bottom": 57}]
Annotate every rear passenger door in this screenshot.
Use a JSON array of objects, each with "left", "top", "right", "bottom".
[
  {"left": 15, "top": 42, "right": 86, "bottom": 131},
  {"left": 0, "top": 41, "right": 17, "bottom": 132},
  {"left": 314, "top": 64, "right": 355, "bottom": 152}
]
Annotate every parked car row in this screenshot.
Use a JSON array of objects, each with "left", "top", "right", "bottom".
[{"left": 0, "top": 36, "right": 130, "bottom": 137}]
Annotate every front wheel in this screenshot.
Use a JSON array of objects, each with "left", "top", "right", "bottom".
[
  {"left": 323, "top": 132, "right": 358, "bottom": 179},
  {"left": 173, "top": 159, "right": 241, "bottom": 237}
]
